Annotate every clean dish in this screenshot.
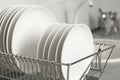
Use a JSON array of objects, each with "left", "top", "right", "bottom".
[
  {"left": 41, "top": 23, "right": 65, "bottom": 60},
  {"left": 6, "top": 6, "right": 57, "bottom": 73},
  {"left": 0, "top": 9, "right": 8, "bottom": 51},
  {"left": 0, "top": 8, "right": 8, "bottom": 20},
  {"left": 6, "top": 6, "right": 34, "bottom": 54},
  {"left": 55, "top": 24, "right": 75, "bottom": 79},
  {"left": 6, "top": 6, "right": 57, "bottom": 57},
  {"left": 5, "top": 6, "right": 35, "bottom": 53},
  {"left": 47, "top": 24, "right": 69, "bottom": 79},
  {"left": 37, "top": 23, "right": 65, "bottom": 78},
  {"left": 47, "top": 24, "right": 69, "bottom": 61},
  {"left": 37, "top": 23, "right": 62, "bottom": 77},
  {"left": 0, "top": 8, "right": 10, "bottom": 22},
  {"left": 37, "top": 23, "right": 58, "bottom": 59},
  {"left": 0, "top": 7, "right": 12, "bottom": 52},
  {"left": 0, "top": 7, "right": 22, "bottom": 73},
  {"left": 2, "top": 7, "right": 22, "bottom": 52},
  {"left": 61, "top": 24, "right": 94, "bottom": 80}
]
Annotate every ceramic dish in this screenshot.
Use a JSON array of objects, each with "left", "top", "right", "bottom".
[
  {"left": 37, "top": 23, "right": 65, "bottom": 78},
  {"left": 6, "top": 6, "right": 57, "bottom": 56},
  {"left": 47, "top": 24, "right": 69, "bottom": 61},
  {"left": 54, "top": 24, "right": 75, "bottom": 79},
  {"left": 0, "top": 9, "right": 8, "bottom": 51},
  {"left": 37, "top": 23, "right": 59, "bottom": 59},
  {"left": 41, "top": 23, "right": 65, "bottom": 60},
  {"left": 61, "top": 24, "right": 94, "bottom": 80},
  {"left": 47, "top": 24, "right": 69, "bottom": 79},
  {"left": 6, "top": 6, "right": 34, "bottom": 54},
  {"left": 2, "top": 7, "right": 22, "bottom": 52},
  {"left": 0, "top": 7, "right": 12, "bottom": 52},
  {"left": 0, "top": 8, "right": 10, "bottom": 23},
  {"left": 37, "top": 23, "right": 63, "bottom": 77},
  {"left": 0, "top": 8, "right": 9, "bottom": 20},
  {"left": 6, "top": 6, "right": 57, "bottom": 73}
]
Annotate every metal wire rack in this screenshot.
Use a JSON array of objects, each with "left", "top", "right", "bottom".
[{"left": 0, "top": 42, "right": 115, "bottom": 80}]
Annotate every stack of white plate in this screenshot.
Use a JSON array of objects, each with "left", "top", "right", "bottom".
[
  {"left": 0, "top": 5, "right": 57, "bottom": 57},
  {"left": 37, "top": 23, "right": 94, "bottom": 80},
  {"left": 0, "top": 5, "right": 94, "bottom": 80}
]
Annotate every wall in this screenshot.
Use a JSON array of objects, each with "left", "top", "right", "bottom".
[
  {"left": 101, "top": 0, "right": 120, "bottom": 29},
  {"left": 101, "top": 0, "right": 120, "bottom": 13},
  {"left": 90, "top": 0, "right": 120, "bottom": 29},
  {"left": 89, "top": 0, "right": 100, "bottom": 29},
  {"left": 36, "top": 0, "right": 89, "bottom": 25}
]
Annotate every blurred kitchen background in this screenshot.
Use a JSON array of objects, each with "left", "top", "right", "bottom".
[
  {"left": 0, "top": 0, "right": 120, "bottom": 32},
  {"left": 0, "top": 0, "right": 120, "bottom": 80}
]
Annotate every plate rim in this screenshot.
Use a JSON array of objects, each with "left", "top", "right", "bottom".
[{"left": 61, "top": 24, "right": 94, "bottom": 80}]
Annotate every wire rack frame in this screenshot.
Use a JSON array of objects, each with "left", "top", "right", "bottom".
[{"left": 0, "top": 42, "right": 115, "bottom": 80}]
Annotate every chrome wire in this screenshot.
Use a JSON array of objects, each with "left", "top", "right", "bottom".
[{"left": 0, "top": 42, "right": 115, "bottom": 80}]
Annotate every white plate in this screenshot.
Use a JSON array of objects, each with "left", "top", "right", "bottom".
[
  {"left": 6, "top": 6, "right": 57, "bottom": 57},
  {"left": 1, "top": 7, "right": 14, "bottom": 52},
  {"left": 6, "top": 6, "right": 36, "bottom": 53},
  {"left": 2, "top": 7, "right": 22, "bottom": 52},
  {"left": 0, "top": 9, "right": 7, "bottom": 51},
  {"left": 0, "top": 8, "right": 8, "bottom": 19},
  {"left": 43, "top": 23, "right": 66, "bottom": 79},
  {"left": 37, "top": 24, "right": 65, "bottom": 73},
  {"left": 0, "top": 7, "right": 12, "bottom": 52},
  {"left": 55, "top": 24, "right": 75, "bottom": 79},
  {"left": 37, "top": 23, "right": 59, "bottom": 59},
  {"left": 47, "top": 24, "right": 69, "bottom": 61},
  {"left": 0, "top": 8, "right": 11, "bottom": 27},
  {"left": 41, "top": 23, "right": 65, "bottom": 60},
  {"left": 47, "top": 24, "right": 69, "bottom": 79},
  {"left": 37, "top": 23, "right": 65, "bottom": 77},
  {"left": 6, "top": 6, "right": 35, "bottom": 53},
  {"left": 0, "top": 8, "right": 9, "bottom": 37},
  {"left": 55, "top": 24, "right": 75, "bottom": 62},
  {"left": 61, "top": 24, "right": 94, "bottom": 80},
  {"left": 0, "top": 8, "right": 10, "bottom": 21},
  {"left": 0, "top": 7, "right": 21, "bottom": 72},
  {"left": 37, "top": 23, "right": 63, "bottom": 77},
  {"left": 6, "top": 6, "right": 57, "bottom": 73}
]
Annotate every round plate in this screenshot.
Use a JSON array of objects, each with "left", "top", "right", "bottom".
[
  {"left": 48, "top": 24, "right": 69, "bottom": 61},
  {"left": 2, "top": 7, "right": 22, "bottom": 52},
  {"left": 37, "top": 23, "right": 66, "bottom": 78},
  {"left": 6, "top": 6, "right": 35, "bottom": 54},
  {"left": 0, "top": 7, "right": 10, "bottom": 21},
  {"left": 6, "top": 6, "right": 57, "bottom": 57},
  {"left": 0, "top": 7, "right": 25, "bottom": 72},
  {"left": 47, "top": 24, "right": 69, "bottom": 79},
  {"left": 0, "top": 9, "right": 8, "bottom": 51},
  {"left": 6, "top": 6, "right": 57, "bottom": 73},
  {"left": 41, "top": 23, "right": 65, "bottom": 60},
  {"left": 0, "top": 7, "right": 12, "bottom": 52},
  {"left": 55, "top": 24, "right": 75, "bottom": 79},
  {"left": 0, "top": 8, "right": 11, "bottom": 28},
  {"left": 0, "top": 8, "right": 8, "bottom": 20},
  {"left": 61, "top": 24, "right": 94, "bottom": 80},
  {"left": 37, "top": 23, "right": 59, "bottom": 59},
  {"left": 37, "top": 23, "right": 63, "bottom": 77},
  {"left": 6, "top": 6, "right": 37, "bottom": 53}
]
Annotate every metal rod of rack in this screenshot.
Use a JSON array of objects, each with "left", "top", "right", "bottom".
[
  {"left": 0, "top": 42, "right": 115, "bottom": 80},
  {"left": 71, "top": 44, "right": 115, "bottom": 66}
]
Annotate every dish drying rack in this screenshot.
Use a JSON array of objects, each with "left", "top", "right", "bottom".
[{"left": 0, "top": 42, "right": 115, "bottom": 80}]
